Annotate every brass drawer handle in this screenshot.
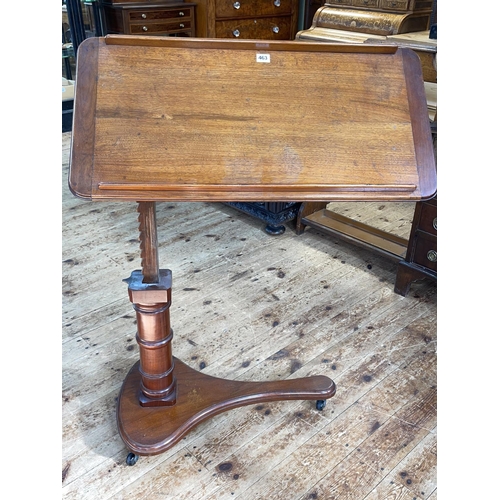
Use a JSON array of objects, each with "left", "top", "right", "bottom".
[
  {"left": 179, "top": 11, "right": 185, "bottom": 16},
  {"left": 233, "top": 29, "right": 240, "bottom": 37},
  {"left": 179, "top": 23, "right": 185, "bottom": 28},
  {"left": 233, "top": 2, "right": 241, "bottom": 8},
  {"left": 141, "top": 13, "right": 147, "bottom": 19},
  {"left": 432, "top": 217, "right": 437, "bottom": 230},
  {"left": 427, "top": 250, "right": 437, "bottom": 262},
  {"left": 142, "top": 26, "right": 148, "bottom": 31}
]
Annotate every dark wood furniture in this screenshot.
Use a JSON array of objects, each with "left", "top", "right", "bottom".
[
  {"left": 297, "top": 0, "right": 434, "bottom": 41},
  {"left": 103, "top": 1, "right": 196, "bottom": 37},
  {"left": 189, "top": 0, "right": 299, "bottom": 39},
  {"left": 394, "top": 195, "right": 436, "bottom": 295},
  {"left": 69, "top": 35, "right": 436, "bottom": 462},
  {"left": 227, "top": 201, "right": 304, "bottom": 235},
  {"left": 296, "top": 202, "right": 409, "bottom": 261}
]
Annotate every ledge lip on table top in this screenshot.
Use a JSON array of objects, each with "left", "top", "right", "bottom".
[{"left": 68, "top": 36, "right": 436, "bottom": 203}]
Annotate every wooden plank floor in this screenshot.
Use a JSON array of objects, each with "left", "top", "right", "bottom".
[{"left": 62, "top": 132, "right": 437, "bottom": 499}]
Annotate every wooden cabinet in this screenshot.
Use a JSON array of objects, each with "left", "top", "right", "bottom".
[
  {"left": 103, "top": 2, "right": 196, "bottom": 37},
  {"left": 394, "top": 196, "right": 437, "bottom": 296},
  {"left": 297, "top": 0, "right": 434, "bottom": 39},
  {"left": 190, "top": 0, "right": 299, "bottom": 39}
]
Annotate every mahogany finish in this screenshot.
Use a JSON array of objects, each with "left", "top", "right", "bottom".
[
  {"left": 70, "top": 36, "right": 435, "bottom": 203},
  {"left": 69, "top": 35, "right": 436, "bottom": 458},
  {"left": 190, "top": 0, "right": 299, "bottom": 40},
  {"left": 394, "top": 195, "right": 437, "bottom": 295},
  {"left": 118, "top": 358, "right": 335, "bottom": 455},
  {"left": 102, "top": 2, "right": 197, "bottom": 38}
]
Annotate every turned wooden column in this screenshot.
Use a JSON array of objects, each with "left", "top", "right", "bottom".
[
  {"left": 125, "top": 269, "right": 177, "bottom": 407},
  {"left": 124, "top": 202, "right": 177, "bottom": 407}
]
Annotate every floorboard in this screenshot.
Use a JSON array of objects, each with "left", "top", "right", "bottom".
[{"left": 62, "top": 132, "right": 437, "bottom": 499}]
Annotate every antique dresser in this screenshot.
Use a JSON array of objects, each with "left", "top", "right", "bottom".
[
  {"left": 102, "top": 1, "right": 197, "bottom": 37},
  {"left": 189, "top": 0, "right": 299, "bottom": 39},
  {"left": 297, "top": 0, "right": 434, "bottom": 41}
]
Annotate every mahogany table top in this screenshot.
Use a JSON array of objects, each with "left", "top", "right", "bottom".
[{"left": 69, "top": 35, "right": 436, "bottom": 203}]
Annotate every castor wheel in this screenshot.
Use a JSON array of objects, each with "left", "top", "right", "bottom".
[
  {"left": 316, "top": 399, "right": 326, "bottom": 411},
  {"left": 126, "top": 452, "right": 139, "bottom": 466}
]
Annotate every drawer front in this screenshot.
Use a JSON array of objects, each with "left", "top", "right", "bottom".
[
  {"left": 379, "top": 0, "right": 410, "bottom": 10},
  {"left": 129, "top": 8, "right": 192, "bottom": 22},
  {"left": 327, "top": 0, "right": 353, "bottom": 6},
  {"left": 215, "top": 0, "right": 293, "bottom": 19},
  {"left": 414, "top": 0, "right": 434, "bottom": 11},
  {"left": 417, "top": 201, "right": 437, "bottom": 236},
  {"left": 412, "top": 232, "right": 437, "bottom": 271},
  {"left": 215, "top": 16, "right": 292, "bottom": 39},
  {"left": 352, "top": 0, "right": 379, "bottom": 7},
  {"left": 130, "top": 20, "right": 193, "bottom": 34}
]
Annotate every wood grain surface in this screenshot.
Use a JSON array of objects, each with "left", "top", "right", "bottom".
[
  {"left": 69, "top": 36, "right": 436, "bottom": 202},
  {"left": 62, "top": 131, "right": 436, "bottom": 499}
]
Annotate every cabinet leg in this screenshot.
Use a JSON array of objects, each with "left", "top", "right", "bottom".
[
  {"left": 295, "top": 202, "right": 327, "bottom": 234},
  {"left": 394, "top": 260, "right": 436, "bottom": 296}
]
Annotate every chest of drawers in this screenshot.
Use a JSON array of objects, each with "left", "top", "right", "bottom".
[
  {"left": 191, "top": 0, "right": 299, "bottom": 39},
  {"left": 103, "top": 2, "right": 196, "bottom": 37},
  {"left": 394, "top": 196, "right": 437, "bottom": 296}
]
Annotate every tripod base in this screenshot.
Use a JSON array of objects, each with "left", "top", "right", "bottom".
[{"left": 117, "top": 357, "right": 336, "bottom": 456}]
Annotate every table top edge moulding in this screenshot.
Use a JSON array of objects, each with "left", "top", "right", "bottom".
[
  {"left": 69, "top": 35, "right": 436, "bottom": 204},
  {"left": 67, "top": 34, "right": 436, "bottom": 462}
]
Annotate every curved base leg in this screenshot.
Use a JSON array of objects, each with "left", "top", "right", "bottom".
[{"left": 117, "top": 357, "right": 336, "bottom": 456}]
